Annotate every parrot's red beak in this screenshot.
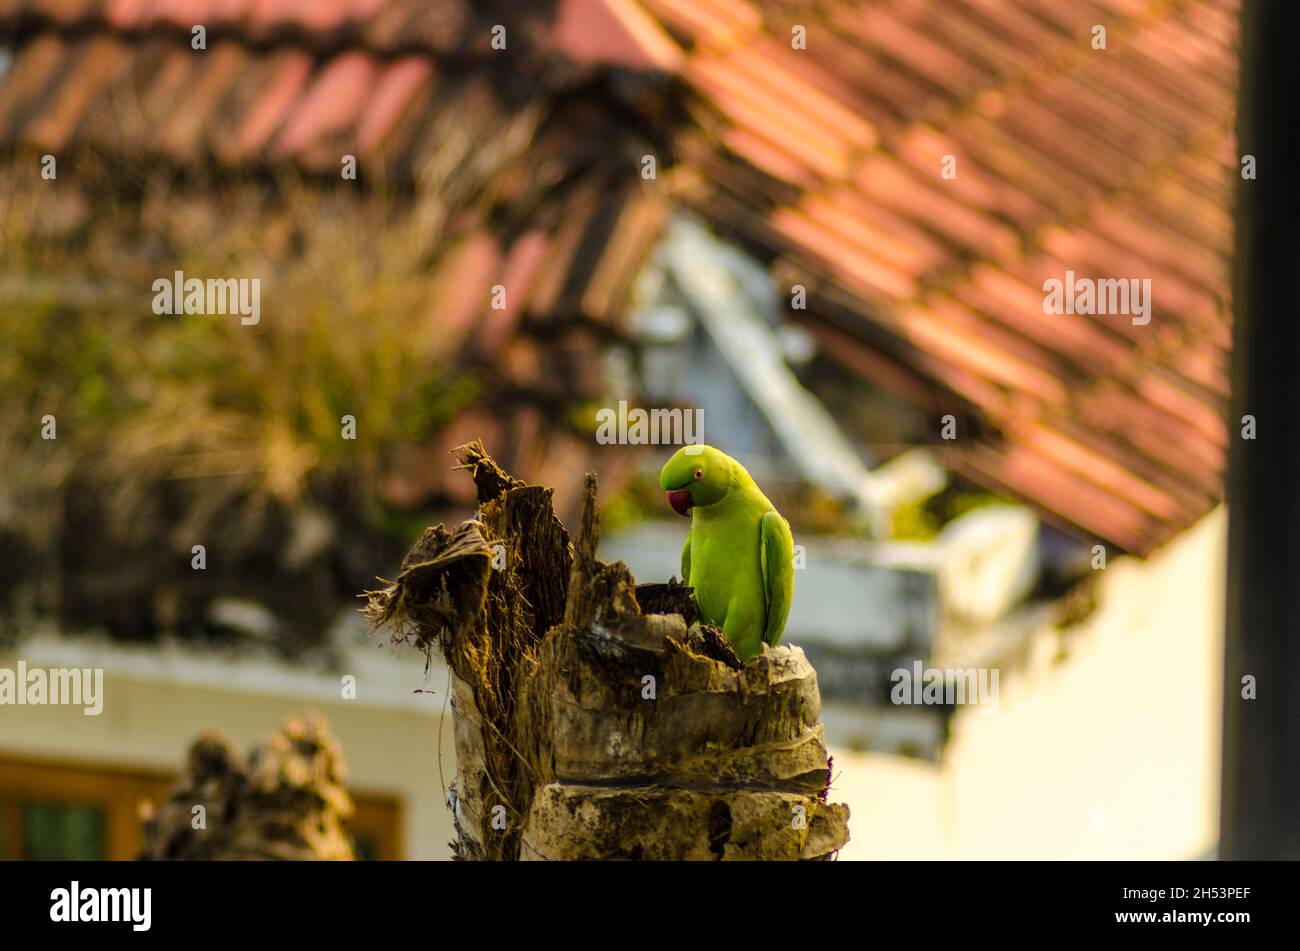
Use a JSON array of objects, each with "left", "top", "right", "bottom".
[{"left": 666, "top": 489, "right": 693, "bottom": 517}]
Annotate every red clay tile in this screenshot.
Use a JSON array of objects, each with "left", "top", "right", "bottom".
[
  {"left": 272, "top": 51, "right": 378, "bottom": 157},
  {"left": 230, "top": 50, "right": 312, "bottom": 157},
  {"left": 477, "top": 230, "right": 549, "bottom": 360},
  {"left": 355, "top": 56, "right": 429, "bottom": 155},
  {"left": 553, "top": 0, "right": 682, "bottom": 70},
  {"left": 0, "top": 0, "right": 1241, "bottom": 554}
]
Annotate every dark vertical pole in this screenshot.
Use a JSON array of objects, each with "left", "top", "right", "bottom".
[{"left": 1221, "top": 0, "right": 1300, "bottom": 859}]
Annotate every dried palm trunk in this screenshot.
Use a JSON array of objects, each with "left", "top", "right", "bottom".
[
  {"left": 367, "top": 442, "right": 849, "bottom": 860},
  {"left": 139, "top": 715, "right": 354, "bottom": 861}
]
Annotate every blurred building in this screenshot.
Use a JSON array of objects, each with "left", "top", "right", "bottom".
[
  {"left": 0, "top": 620, "right": 453, "bottom": 859},
  {"left": 0, "top": 0, "right": 1236, "bottom": 859}
]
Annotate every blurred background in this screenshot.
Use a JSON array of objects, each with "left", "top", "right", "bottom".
[{"left": 0, "top": 0, "right": 1238, "bottom": 859}]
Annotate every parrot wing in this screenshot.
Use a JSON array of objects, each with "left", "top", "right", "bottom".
[
  {"left": 759, "top": 510, "right": 794, "bottom": 647},
  {"left": 680, "top": 526, "right": 692, "bottom": 584}
]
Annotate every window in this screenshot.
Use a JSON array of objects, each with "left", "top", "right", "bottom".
[
  {"left": 22, "top": 801, "right": 106, "bottom": 860},
  {"left": 0, "top": 756, "right": 401, "bottom": 860},
  {"left": 350, "top": 795, "right": 402, "bottom": 861},
  {"left": 0, "top": 758, "right": 162, "bottom": 860}
]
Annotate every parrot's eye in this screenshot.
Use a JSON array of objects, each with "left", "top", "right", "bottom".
[{"left": 693, "top": 468, "right": 704, "bottom": 481}]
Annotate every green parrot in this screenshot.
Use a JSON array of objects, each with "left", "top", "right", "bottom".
[{"left": 659, "top": 445, "right": 794, "bottom": 661}]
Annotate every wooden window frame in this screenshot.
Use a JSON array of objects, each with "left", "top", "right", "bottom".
[{"left": 0, "top": 754, "right": 401, "bottom": 860}]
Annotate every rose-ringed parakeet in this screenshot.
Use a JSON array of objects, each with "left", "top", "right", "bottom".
[{"left": 659, "top": 445, "right": 794, "bottom": 661}]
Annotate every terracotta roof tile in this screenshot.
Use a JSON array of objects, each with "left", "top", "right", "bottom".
[
  {"left": 0, "top": 0, "right": 1240, "bottom": 553},
  {"left": 228, "top": 50, "right": 313, "bottom": 157},
  {"left": 0, "top": 35, "right": 69, "bottom": 139},
  {"left": 354, "top": 55, "right": 429, "bottom": 155},
  {"left": 155, "top": 41, "right": 251, "bottom": 160},
  {"left": 552, "top": 0, "right": 681, "bottom": 70},
  {"left": 425, "top": 232, "right": 503, "bottom": 360},
  {"left": 271, "top": 51, "right": 377, "bottom": 157},
  {"left": 633, "top": 0, "right": 1237, "bottom": 554},
  {"left": 22, "top": 34, "right": 128, "bottom": 151},
  {"left": 104, "top": 0, "right": 153, "bottom": 28},
  {"left": 477, "top": 230, "right": 550, "bottom": 361}
]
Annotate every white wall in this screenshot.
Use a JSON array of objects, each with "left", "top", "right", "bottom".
[
  {"left": 0, "top": 636, "right": 458, "bottom": 860},
  {"left": 831, "top": 507, "right": 1226, "bottom": 860},
  {"left": 2, "top": 506, "right": 1225, "bottom": 861}
]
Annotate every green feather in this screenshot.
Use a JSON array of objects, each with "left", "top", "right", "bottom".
[
  {"left": 760, "top": 510, "right": 793, "bottom": 647},
  {"left": 659, "top": 445, "right": 795, "bottom": 661}
]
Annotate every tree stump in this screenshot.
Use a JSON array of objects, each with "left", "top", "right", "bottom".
[
  {"left": 366, "top": 441, "right": 849, "bottom": 860},
  {"left": 139, "top": 715, "right": 354, "bottom": 861}
]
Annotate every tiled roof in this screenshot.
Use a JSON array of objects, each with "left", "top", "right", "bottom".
[
  {"left": 0, "top": 0, "right": 669, "bottom": 515},
  {"left": 636, "top": 0, "right": 1237, "bottom": 554},
  {"left": 0, "top": 0, "right": 1237, "bottom": 552}
]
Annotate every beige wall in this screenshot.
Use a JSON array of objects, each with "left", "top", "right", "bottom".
[
  {"left": 831, "top": 507, "right": 1226, "bottom": 860},
  {"left": 0, "top": 639, "right": 458, "bottom": 860},
  {"left": 2, "top": 507, "right": 1225, "bottom": 860}
]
